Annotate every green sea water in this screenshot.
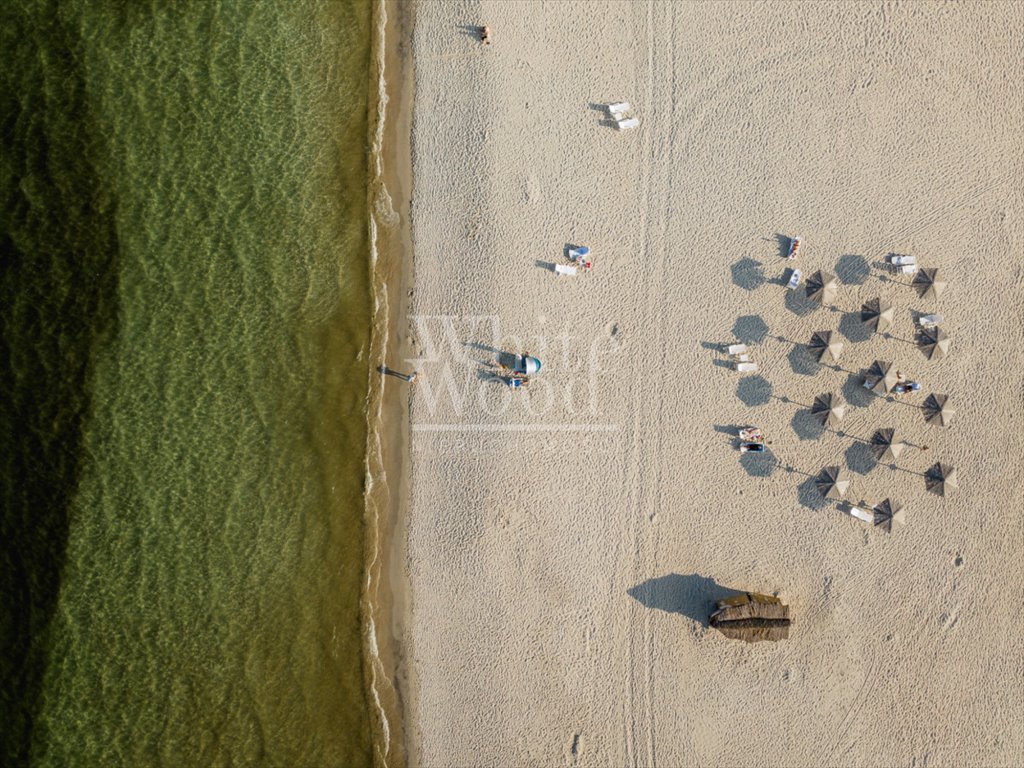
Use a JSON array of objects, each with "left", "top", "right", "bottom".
[{"left": 1, "top": 1, "right": 375, "bottom": 765}]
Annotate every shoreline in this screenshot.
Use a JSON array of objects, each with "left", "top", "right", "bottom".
[{"left": 363, "top": 0, "right": 415, "bottom": 766}]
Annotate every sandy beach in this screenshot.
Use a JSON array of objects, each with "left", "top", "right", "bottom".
[{"left": 394, "top": 2, "right": 1024, "bottom": 765}]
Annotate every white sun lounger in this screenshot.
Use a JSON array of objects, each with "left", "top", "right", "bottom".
[
  {"left": 889, "top": 254, "right": 916, "bottom": 266},
  {"left": 897, "top": 263, "right": 918, "bottom": 275},
  {"left": 726, "top": 343, "right": 748, "bottom": 356},
  {"left": 849, "top": 507, "right": 873, "bottom": 524},
  {"left": 734, "top": 361, "right": 758, "bottom": 373},
  {"left": 786, "top": 268, "right": 802, "bottom": 290},
  {"left": 554, "top": 264, "right": 577, "bottom": 276},
  {"left": 608, "top": 101, "right": 630, "bottom": 117},
  {"left": 616, "top": 117, "right": 640, "bottom": 131},
  {"left": 918, "top": 314, "right": 943, "bottom": 328}
]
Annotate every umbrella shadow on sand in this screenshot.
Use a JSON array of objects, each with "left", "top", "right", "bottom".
[
  {"left": 797, "top": 476, "right": 829, "bottom": 511},
  {"left": 842, "top": 372, "right": 875, "bottom": 408},
  {"left": 737, "top": 375, "right": 773, "bottom": 407},
  {"left": 731, "top": 257, "right": 766, "bottom": 291},
  {"left": 740, "top": 448, "right": 777, "bottom": 477},
  {"left": 628, "top": 574, "right": 744, "bottom": 627},
  {"left": 835, "top": 254, "right": 871, "bottom": 285},
  {"left": 838, "top": 311, "right": 873, "bottom": 343},
  {"left": 845, "top": 441, "right": 876, "bottom": 474},
  {"left": 732, "top": 315, "right": 770, "bottom": 345},
  {"left": 788, "top": 344, "right": 820, "bottom": 376},
  {"left": 791, "top": 408, "right": 824, "bottom": 441},
  {"left": 784, "top": 287, "right": 818, "bottom": 317}
]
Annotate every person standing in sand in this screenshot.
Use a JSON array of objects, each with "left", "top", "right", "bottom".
[{"left": 481, "top": 25, "right": 492, "bottom": 45}]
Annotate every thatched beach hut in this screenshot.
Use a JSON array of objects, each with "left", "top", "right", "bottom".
[{"left": 710, "top": 592, "right": 790, "bottom": 642}]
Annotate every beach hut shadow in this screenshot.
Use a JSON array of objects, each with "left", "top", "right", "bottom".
[
  {"left": 628, "top": 574, "right": 744, "bottom": 627},
  {"left": 838, "top": 311, "right": 872, "bottom": 343},
  {"left": 736, "top": 375, "right": 772, "bottom": 407},
  {"left": 842, "top": 372, "right": 875, "bottom": 407},
  {"left": 731, "top": 257, "right": 765, "bottom": 291},
  {"left": 732, "top": 315, "right": 770, "bottom": 345},
  {"left": 797, "top": 476, "right": 828, "bottom": 511},
  {"left": 835, "top": 254, "right": 870, "bottom": 285},
  {"left": 845, "top": 441, "right": 876, "bottom": 475}
]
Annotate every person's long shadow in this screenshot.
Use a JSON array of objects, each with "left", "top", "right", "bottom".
[{"left": 628, "top": 574, "right": 744, "bottom": 627}]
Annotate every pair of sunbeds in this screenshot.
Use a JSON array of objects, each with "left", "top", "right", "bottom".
[
  {"left": 726, "top": 342, "right": 758, "bottom": 373},
  {"left": 607, "top": 102, "right": 639, "bottom": 131}
]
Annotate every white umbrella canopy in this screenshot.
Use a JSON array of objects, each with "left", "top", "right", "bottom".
[
  {"left": 913, "top": 268, "right": 947, "bottom": 300},
  {"left": 870, "top": 428, "right": 905, "bottom": 462},
  {"left": 815, "top": 466, "right": 850, "bottom": 499},
  {"left": 807, "top": 331, "right": 844, "bottom": 363},
  {"left": 864, "top": 360, "right": 898, "bottom": 395},
  {"left": 860, "top": 298, "right": 895, "bottom": 333},
  {"left": 805, "top": 270, "right": 838, "bottom": 305},
  {"left": 811, "top": 393, "right": 846, "bottom": 427},
  {"left": 926, "top": 462, "right": 958, "bottom": 496},
  {"left": 923, "top": 393, "right": 954, "bottom": 426},
  {"left": 919, "top": 327, "right": 951, "bottom": 360},
  {"left": 872, "top": 498, "right": 906, "bottom": 533}
]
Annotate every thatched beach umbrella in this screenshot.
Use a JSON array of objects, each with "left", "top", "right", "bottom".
[
  {"left": 807, "top": 331, "right": 844, "bottom": 363},
  {"left": 913, "top": 268, "right": 947, "bottom": 300},
  {"left": 923, "top": 393, "right": 955, "bottom": 426},
  {"left": 811, "top": 392, "right": 846, "bottom": 427},
  {"left": 919, "top": 327, "right": 951, "bottom": 360},
  {"left": 926, "top": 463, "right": 958, "bottom": 496},
  {"left": 815, "top": 466, "right": 850, "bottom": 499},
  {"left": 870, "top": 428, "right": 905, "bottom": 462},
  {"left": 873, "top": 498, "right": 906, "bottom": 533},
  {"left": 805, "top": 270, "right": 838, "bottom": 305},
  {"left": 860, "top": 298, "right": 895, "bottom": 333},
  {"left": 864, "top": 360, "right": 898, "bottom": 395}
]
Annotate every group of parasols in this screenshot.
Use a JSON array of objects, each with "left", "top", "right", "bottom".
[{"left": 793, "top": 261, "right": 956, "bottom": 533}]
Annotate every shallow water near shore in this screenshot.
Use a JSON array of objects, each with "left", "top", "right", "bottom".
[{"left": 1, "top": 1, "right": 375, "bottom": 765}]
